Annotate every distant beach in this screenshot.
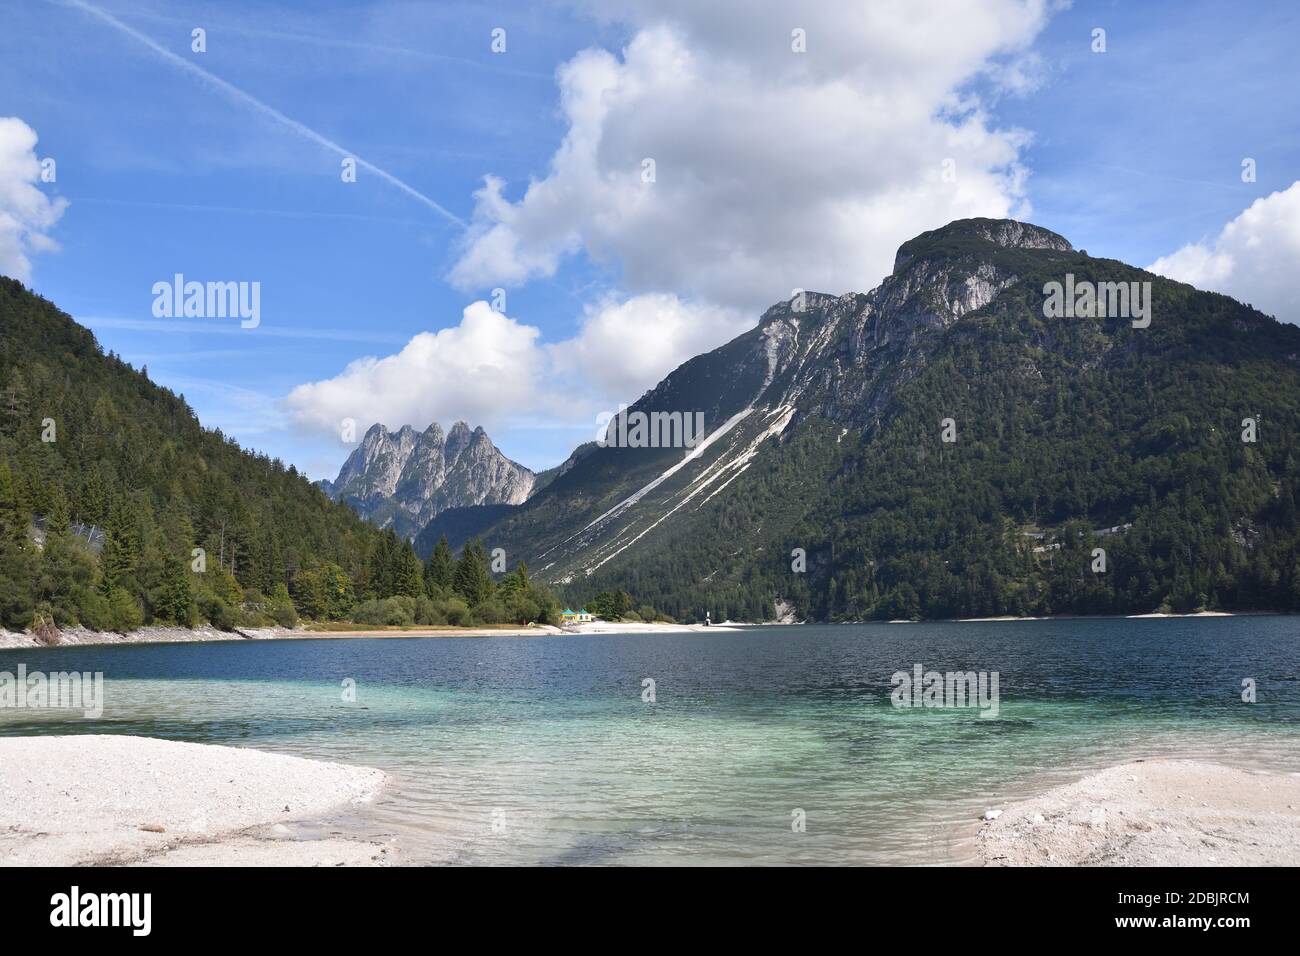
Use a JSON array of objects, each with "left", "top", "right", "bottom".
[{"left": 0, "top": 620, "right": 738, "bottom": 651}]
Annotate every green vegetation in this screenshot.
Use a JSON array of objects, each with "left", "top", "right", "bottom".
[
  {"left": 8, "top": 226, "right": 1300, "bottom": 631},
  {"left": 343, "top": 533, "right": 563, "bottom": 627},
  {"left": 0, "top": 279, "right": 554, "bottom": 633},
  {"left": 565, "top": 258, "right": 1300, "bottom": 622},
  {"left": 570, "top": 588, "right": 674, "bottom": 623}
]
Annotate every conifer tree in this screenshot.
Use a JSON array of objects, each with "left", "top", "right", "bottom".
[
  {"left": 100, "top": 499, "right": 140, "bottom": 596},
  {"left": 501, "top": 560, "right": 529, "bottom": 595},
  {"left": 395, "top": 540, "right": 424, "bottom": 598},
  {"left": 425, "top": 535, "right": 454, "bottom": 594},
  {"left": 156, "top": 554, "right": 194, "bottom": 625},
  {"left": 452, "top": 539, "right": 493, "bottom": 606}
]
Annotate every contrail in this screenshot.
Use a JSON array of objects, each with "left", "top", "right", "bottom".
[{"left": 56, "top": 0, "right": 466, "bottom": 227}]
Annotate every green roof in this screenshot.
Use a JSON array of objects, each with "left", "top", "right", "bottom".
[{"left": 562, "top": 608, "right": 575, "bottom": 614}]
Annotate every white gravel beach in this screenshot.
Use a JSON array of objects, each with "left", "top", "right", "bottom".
[
  {"left": 0, "top": 625, "right": 287, "bottom": 650},
  {"left": 975, "top": 759, "right": 1300, "bottom": 866},
  {"left": 0, "top": 620, "right": 735, "bottom": 649},
  {"left": 0, "top": 735, "right": 389, "bottom": 866}
]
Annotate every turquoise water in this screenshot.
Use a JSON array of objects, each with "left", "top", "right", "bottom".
[{"left": 2, "top": 618, "right": 1298, "bottom": 865}]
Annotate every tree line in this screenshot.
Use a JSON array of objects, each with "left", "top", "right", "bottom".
[{"left": 0, "top": 278, "right": 570, "bottom": 634}]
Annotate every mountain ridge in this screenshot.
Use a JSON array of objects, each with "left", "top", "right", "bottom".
[{"left": 429, "top": 217, "right": 1300, "bottom": 621}]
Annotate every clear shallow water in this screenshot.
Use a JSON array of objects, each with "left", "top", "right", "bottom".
[{"left": 2, "top": 618, "right": 1298, "bottom": 865}]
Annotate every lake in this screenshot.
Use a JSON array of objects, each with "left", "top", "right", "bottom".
[{"left": 2, "top": 617, "right": 1297, "bottom": 865}]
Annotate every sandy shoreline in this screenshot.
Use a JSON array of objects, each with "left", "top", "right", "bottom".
[
  {"left": 0, "top": 624, "right": 291, "bottom": 650},
  {"left": 0, "top": 735, "right": 389, "bottom": 867},
  {"left": 974, "top": 759, "right": 1300, "bottom": 866},
  {"left": 5, "top": 613, "right": 1271, "bottom": 651},
  {"left": 0, "top": 620, "right": 738, "bottom": 650},
  {"left": 3, "top": 737, "right": 1294, "bottom": 866}
]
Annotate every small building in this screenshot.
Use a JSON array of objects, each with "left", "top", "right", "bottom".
[{"left": 560, "top": 608, "right": 594, "bottom": 624}]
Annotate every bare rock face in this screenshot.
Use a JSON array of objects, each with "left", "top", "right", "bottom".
[
  {"left": 324, "top": 421, "right": 535, "bottom": 539},
  {"left": 327, "top": 424, "right": 421, "bottom": 501},
  {"left": 731, "top": 217, "right": 1075, "bottom": 431}
]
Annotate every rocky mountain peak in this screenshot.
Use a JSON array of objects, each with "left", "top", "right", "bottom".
[
  {"left": 891, "top": 217, "right": 1072, "bottom": 275},
  {"left": 325, "top": 420, "right": 537, "bottom": 539}
]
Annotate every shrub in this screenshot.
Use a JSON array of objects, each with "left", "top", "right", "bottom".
[
  {"left": 414, "top": 595, "right": 446, "bottom": 626},
  {"left": 76, "top": 588, "right": 113, "bottom": 632},
  {"left": 438, "top": 596, "right": 470, "bottom": 626},
  {"left": 267, "top": 583, "right": 298, "bottom": 628},
  {"left": 106, "top": 587, "right": 143, "bottom": 633},
  {"left": 471, "top": 598, "right": 508, "bottom": 625},
  {"left": 30, "top": 603, "right": 60, "bottom": 645},
  {"left": 198, "top": 594, "right": 238, "bottom": 631},
  {"left": 351, "top": 596, "right": 415, "bottom": 626}
]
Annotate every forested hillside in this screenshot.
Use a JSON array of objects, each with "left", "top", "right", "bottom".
[
  {"left": 0, "top": 278, "right": 559, "bottom": 632},
  {"left": 571, "top": 265, "right": 1300, "bottom": 621},
  {"left": 9, "top": 212, "right": 1300, "bottom": 632},
  {"left": 463, "top": 221, "right": 1300, "bottom": 622}
]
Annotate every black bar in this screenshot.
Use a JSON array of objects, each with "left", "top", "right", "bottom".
[{"left": 0, "top": 866, "right": 1284, "bottom": 941}]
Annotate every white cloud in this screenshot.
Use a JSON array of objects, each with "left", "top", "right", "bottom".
[
  {"left": 450, "top": 0, "right": 1052, "bottom": 317},
  {"left": 285, "top": 301, "right": 550, "bottom": 434},
  {"left": 286, "top": 292, "right": 747, "bottom": 440},
  {"left": 1147, "top": 181, "right": 1300, "bottom": 324},
  {"left": 296, "top": 1, "right": 1064, "bottom": 450},
  {"left": 558, "top": 293, "right": 750, "bottom": 401},
  {"left": 0, "top": 117, "right": 68, "bottom": 282}
]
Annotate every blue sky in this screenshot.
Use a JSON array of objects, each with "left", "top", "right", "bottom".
[{"left": 2, "top": 0, "right": 1298, "bottom": 479}]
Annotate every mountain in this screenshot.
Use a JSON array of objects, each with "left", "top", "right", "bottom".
[
  {"left": 0, "top": 276, "right": 382, "bottom": 632},
  {"left": 322, "top": 421, "right": 535, "bottom": 540},
  {"left": 414, "top": 502, "right": 519, "bottom": 555},
  {"left": 446, "top": 218, "right": 1300, "bottom": 622}
]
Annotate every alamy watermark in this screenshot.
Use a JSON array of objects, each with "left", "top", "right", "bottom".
[
  {"left": 50, "top": 886, "right": 150, "bottom": 936},
  {"left": 0, "top": 664, "right": 104, "bottom": 718},
  {"left": 1043, "top": 274, "right": 1151, "bottom": 328},
  {"left": 891, "top": 664, "right": 999, "bottom": 718},
  {"left": 152, "top": 274, "right": 261, "bottom": 329},
  {"left": 596, "top": 405, "right": 705, "bottom": 449}
]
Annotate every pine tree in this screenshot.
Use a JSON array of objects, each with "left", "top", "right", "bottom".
[
  {"left": 100, "top": 499, "right": 140, "bottom": 595},
  {"left": 367, "top": 529, "right": 400, "bottom": 598},
  {"left": 156, "top": 555, "right": 194, "bottom": 625},
  {"left": 394, "top": 540, "right": 424, "bottom": 598},
  {"left": 425, "top": 535, "right": 454, "bottom": 595},
  {"left": 452, "top": 539, "right": 493, "bottom": 606},
  {"left": 0, "top": 459, "right": 36, "bottom": 628},
  {"left": 78, "top": 468, "right": 108, "bottom": 526},
  {"left": 501, "top": 561, "right": 529, "bottom": 595},
  {"left": 1, "top": 368, "right": 30, "bottom": 439},
  {"left": 46, "top": 484, "right": 70, "bottom": 535},
  {"left": 0, "top": 460, "right": 24, "bottom": 544}
]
